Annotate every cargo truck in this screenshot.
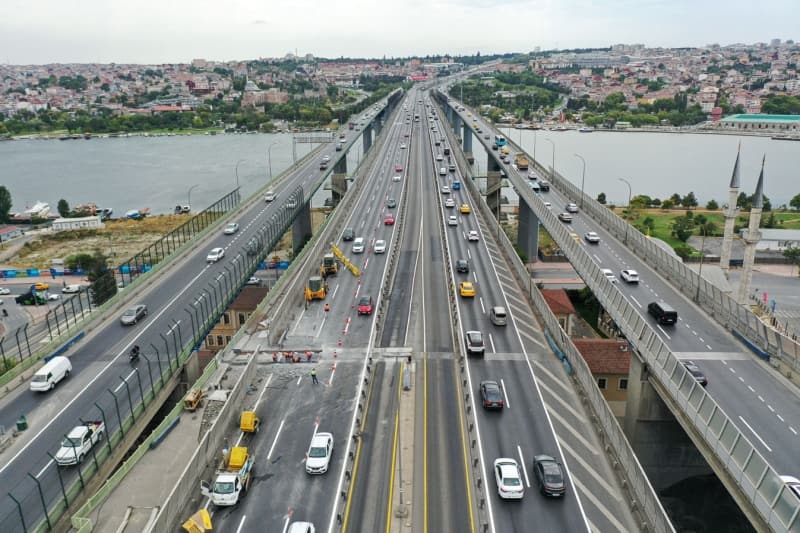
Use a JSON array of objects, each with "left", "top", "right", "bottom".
[
  {"left": 514, "top": 154, "right": 529, "bottom": 170},
  {"left": 201, "top": 446, "right": 253, "bottom": 507}
]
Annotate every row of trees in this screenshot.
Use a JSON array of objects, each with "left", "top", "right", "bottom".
[{"left": 597, "top": 190, "right": 795, "bottom": 212}]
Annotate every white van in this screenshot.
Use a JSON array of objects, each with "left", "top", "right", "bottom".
[{"left": 30, "top": 356, "right": 72, "bottom": 391}]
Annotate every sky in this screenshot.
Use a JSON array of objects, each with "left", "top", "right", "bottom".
[{"left": 1, "top": 0, "right": 798, "bottom": 65}]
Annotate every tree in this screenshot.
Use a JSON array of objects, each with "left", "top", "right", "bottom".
[
  {"left": 706, "top": 199, "right": 719, "bottom": 210},
  {"left": 671, "top": 214, "right": 696, "bottom": 242},
  {"left": 682, "top": 191, "right": 698, "bottom": 209},
  {"left": 651, "top": 198, "right": 662, "bottom": 208},
  {"left": 784, "top": 245, "right": 800, "bottom": 277},
  {"left": 670, "top": 193, "right": 682, "bottom": 206},
  {"left": 0, "top": 186, "right": 11, "bottom": 223},
  {"left": 596, "top": 192, "right": 607, "bottom": 205},
  {"left": 57, "top": 199, "right": 70, "bottom": 217},
  {"left": 631, "top": 194, "right": 652, "bottom": 208},
  {"left": 661, "top": 199, "right": 675, "bottom": 210},
  {"left": 790, "top": 193, "right": 800, "bottom": 211}
]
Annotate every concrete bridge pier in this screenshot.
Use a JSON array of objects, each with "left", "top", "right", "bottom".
[
  {"left": 462, "top": 125, "right": 474, "bottom": 164},
  {"left": 331, "top": 156, "right": 348, "bottom": 207},
  {"left": 485, "top": 154, "right": 502, "bottom": 218},
  {"left": 623, "top": 352, "right": 712, "bottom": 492},
  {"left": 362, "top": 125, "right": 373, "bottom": 153},
  {"left": 517, "top": 200, "right": 539, "bottom": 263},
  {"left": 452, "top": 114, "right": 462, "bottom": 140},
  {"left": 292, "top": 201, "right": 313, "bottom": 255}
]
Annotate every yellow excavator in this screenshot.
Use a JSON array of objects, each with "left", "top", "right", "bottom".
[
  {"left": 320, "top": 253, "right": 338, "bottom": 278},
  {"left": 304, "top": 276, "right": 328, "bottom": 301}
]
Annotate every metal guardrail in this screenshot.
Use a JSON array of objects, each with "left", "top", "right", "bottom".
[{"left": 439, "top": 95, "right": 799, "bottom": 532}]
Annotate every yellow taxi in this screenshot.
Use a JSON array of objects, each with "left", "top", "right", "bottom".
[
  {"left": 34, "top": 282, "right": 50, "bottom": 291},
  {"left": 569, "top": 232, "right": 582, "bottom": 244},
  {"left": 459, "top": 204, "right": 472, "bottom": 214},
  {"left": 459, "top": 281, "right": 476, "bottom": 298}
]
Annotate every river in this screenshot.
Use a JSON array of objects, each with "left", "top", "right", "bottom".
[
  {"left": 1, "top": 130, "right": 798, "bottom": 216},
  {"left": 0, "top": 132, "right": 365, "bottom": 216}
]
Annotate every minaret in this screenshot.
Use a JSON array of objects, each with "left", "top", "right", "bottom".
[
  {"left": 719, "top": 143, "right": 741, "bottom": 274},
  {"left": 737, "top": 157, "right": 765, "bottom": 305}
]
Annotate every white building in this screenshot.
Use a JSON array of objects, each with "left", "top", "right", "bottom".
[{"left": 51, "top": 216, "right": 104, "bottom": 232}]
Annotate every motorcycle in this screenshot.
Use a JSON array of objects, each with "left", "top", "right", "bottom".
[{"left": 129, "top": 345, "right": 140, "bottom": 363}]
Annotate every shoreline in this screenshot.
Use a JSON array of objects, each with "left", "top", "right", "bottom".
[{"left": 497, "top": 125, "right": 799, "bottom": 140}]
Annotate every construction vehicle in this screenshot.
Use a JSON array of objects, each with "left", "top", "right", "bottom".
[
  {"left": 182, "top": 509, "right": 212, "bottom": 533},
  {"left": 201, "top": 446, "right": 253, "bottom": 507},
  {"left": 501, "top": 145, "right": 510, "bottom": 156},
  {"left": 240, "top": 411, "right": 260, "bottom": 433},
  {"left": 320, "top": 253, "right": 338, "bottom": 278},
  {"left": 304, "top": 276, "right": 327, "bottom": 301},
  {"left": 183, "top": 389, "right": 204, "bottom": 411},
  {"left": 331, "top": 245, "right": 360, "bottom": 277},
  {"left": 514, "top": 153, "right": 529, "bottom": 170}
]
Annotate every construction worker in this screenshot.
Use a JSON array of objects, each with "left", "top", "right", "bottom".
[
  {"left": 306, "top": 351, "right": 313, "bottom": 362},
  {"left": 272, "top": 352, "right": 279, "bottom": 363},
  {"left": 311, "top": 367, "right": 319, "bottom": 385}
]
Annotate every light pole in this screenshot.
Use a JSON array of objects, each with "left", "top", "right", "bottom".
[
  {"left": 267, "top": 142, "right": 279, "bottom": 181},
  {"left": 543, "top": 138, "right": 555, "bottom": 181},
  {"left": 695, "top": 225, "right": 708, "bottom": 302},
  {"left": 619, "top": 178, "right": 632, "bottom": 245},
  {"left": 234, "top": 159, "right": 246, "bottom": 188},
  {"left": 574, "top": 153, "right": 586, "bottom": 209},
  {"left": 187, "top": 184, "right": 199, "bottom": 208},
  {"left": 533, "top": 130, "right": 537, "bottom": 165}
]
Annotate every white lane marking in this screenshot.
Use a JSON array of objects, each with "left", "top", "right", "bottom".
[
  {"left": 500, "top": 379, "right": 510, "bottom": 409},
  {"left": 479, "top": 297, "right": 485, "bottom": 314},
  {"left": 234, "top": 515, "right": 247, "bottom": 533},
  {"left": 758, "top": 395, "right": 765, "bottom": 402},
  {"left": 593, "top": 254, "right": 602, "bottom": 263},
  {"left": 748, "top": 386, "right": 755, "bottom": 393},
  {"left": 267, "top": 419, "right": 286, "bottom": 461},
  {"left": 282, "top": 515, "right": 291, "bottom": 533},
  {"left": 296, "top": 375, "right": 302, "bottom": 386},
  {"left": 730, "top": 367, "right": 737, "bottom": 374},
  {"left": 629, "top": 295, "right": 642, "bottom": 308},
  {"left": 777, "top": 414, "right": 785, "bottom": 422},
  {"left": 707, "top": 345, "right": 713, "bottom": 350},
  {"left": 768, "top": 405, "right": 775, "bottom": 413},
  {"left": 328, "top": 363, "right": 337, "bottom": 385},
  {"left": 517, "top": 445, "right": 531, "bottom": 488},
  {"left": 790, "top": 427, "right": 798, "bottom": 436},
  {"left": 488, "top": 333, "right": 496, "bottom": 354},
  {"left": 35, "top": 459, "right": 54, "bottom": 479},
  {"left": 330, "top": 283, "right": 339, "bottom": 301},
  {"left": 656, "top": 325, "right": 672, "bottom": 340},
  {"left": 738, "top": 416, "right": 773, "bottom": 453}
]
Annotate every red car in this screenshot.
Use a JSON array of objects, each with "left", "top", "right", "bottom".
[
  {"left": 384, "top": 213, "right": 395, "bottom": 225},
  {"left": 357, "top": 295, "right": 374, "bottom": 315},
  {"left": 394, "top": 165, "right": 403, "bottom": 173}
]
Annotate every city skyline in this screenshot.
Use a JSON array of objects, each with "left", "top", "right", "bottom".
[{"left": 1, "top": 0, "right": 798, "bottom": 64}]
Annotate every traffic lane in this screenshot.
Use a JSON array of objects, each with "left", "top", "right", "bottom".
[
  {"left": 426, "top": 357, "right": 471, "bottom": 533},
  {"left": 211, "top": 362, "right": 362, "bottom": 533},
  {"left": 696, "top": 358, "right": 800, "bottom": 473},
  {"left": 469, "top": 357, "right": 587, "bottom": 533}
]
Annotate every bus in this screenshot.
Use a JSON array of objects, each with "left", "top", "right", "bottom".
[{"left": 494, "top": 135, "right": 506, "bottom": 147}]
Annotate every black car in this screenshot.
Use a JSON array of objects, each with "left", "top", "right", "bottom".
[
  {"left": 533, "top": 454, "right": 566, "bottom": 497},
  {"left": 682, "top": 361, "right": 708, "bottom": 387},
  {"left": 342, "top": 228, "right": 355, "bottom": 241},
  {"left": 480, "top": 381, "right": 504, "bottom": 410},
  {"left": 538, "top": 180, "right": 550, "bottom": 192},
  {"left": 456, "top": 259, "right": 469, "bottom": 273}
]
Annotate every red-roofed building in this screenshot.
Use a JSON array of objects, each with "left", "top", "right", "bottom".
[
  {"left": 572, "top": 338, "right": 631, "bottom": 417},
  {"left": 541, "top": 289, "right": 576, "bottom": 335}
]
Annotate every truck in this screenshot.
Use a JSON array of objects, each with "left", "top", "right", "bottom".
[
  {"left": 15, "top": 289, "right": 47, "bottom": 306},
  {"left": 320, "top": 253, "right": 338, "bottom": 278},
  {"left": 514, "top": 154, "right": 529, "bottom": 170},
  {"left": 55, "top": 421, "right": 105, "bottom": 466},
  {"left": 201, "top": 446, "right": 253, "bottom": 507}
]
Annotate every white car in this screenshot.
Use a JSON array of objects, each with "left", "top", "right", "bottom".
[
  {"left": 206, "top": 247, "right": 225, "bottom": 263},
  {"left": 392, "top": 175, "right": 402, "bottom": 182},
  {"left": 47, "top": 293, "right": 60, "bottom": 301},
  {"left": 444, "top": 198, "right": 455, "bottom": 208},
  {"left": 467, "top": 230, "right": 479, "bottom": 241},
  {"left": 223, "top": 222, "right": 239, "bottom": 235},
  {"left": 543, "top": 201, "right": 552, "bottom": 209},
  {"left": 448, "top": 215, "right": 458, "bottom": 226},
  {"left": 288, "top": 523, "right": 316, "bottom": 533},
  {"left": 620, "top": 269, "right": 640, "bottom": 283},
  {"left": 400, "top": 143, "right": 407, "bottom": 149},
  {"left": 264, "top": 191, "right": 276, "bottom": 202},
  {"left": 245, "top": 277, "right": 261, "bottom": 286},
  {"left": 374, "top": 239, "right": 387, "bottom": 254},
  {"left": 584, "top": 231, "right": 600, "bottom": 243},
  {"left": 305, "top": 432, "right": 334, "bottom": 474},
  {"left": 61, "top": 284, "right": 84, "bottom": 294},
  {"left": 352, "top": 238, "right": 365, "bottom": 254},
  {"left": 0, "top": 287, "right": 10, "bottom": 295},
  {"left": 494, "top": 458, "right": 524, "bottom": 500},
  {"left": 601, "top": 268, "right": 617, "bottom": 283},
  {"left": 441, "top": 185, "right": 450, "bottom": 194},
  {"left": 565, "top": 202, "right": 579, "bottom": 213},
  {"left": 436, "top": 154, "right": 443, "bottom": 161}
]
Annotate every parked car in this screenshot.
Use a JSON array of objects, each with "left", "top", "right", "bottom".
[
  {"left": 120, "top": 304, "right": 148, "bottom": 326},
  {"left": 494, "top": 458, "right": 524, "bottom": 500},
  {"left": 620, "top": 269, "right": 640, "bottom": 283},
  {"left": 245, "top": 277, "right": 261, "bottom": 286},
  {"left": 533, "top": 454, "right": 567, "bottom": 497},
  {"left": 206, "top": 247, "right": 225, "bottom": 263},
  {"left": 480, "top": 381, "right": 504, "bottom": 410},
  {"left": 305, "top": 432, "right": 334, "bottom": 474}
]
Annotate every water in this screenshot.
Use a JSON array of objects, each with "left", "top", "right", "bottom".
[
  {"left": 0, "top": 132, "right": 364, "bottom": 216},
  {"left": 496, "top": 129, "right": 800, "bottom": 207},
  {"left": 2, "top": 130, "right": 797, "bottom": 216}
]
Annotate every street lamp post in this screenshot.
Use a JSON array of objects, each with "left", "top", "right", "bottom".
[
  {"left": 695, "top": 225, "right": 708, "bottom": 302},
  {"left": 267, "top": 142, "right": 279, "bottom": 181},
  {"left": 574, "top": 154, "right": 586, "bottom": 209},
  {"left": 619, "top": 178, "right": 632, "bottom": 245},
  {"left": 543, "top": 138, "right": 555, "bottom": 181},
  {"left": 234, "top": 159, "right": 246, "bottom": 189},
  {"left": 187, "top": 184, "right": 199, "bottom": 209}
]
